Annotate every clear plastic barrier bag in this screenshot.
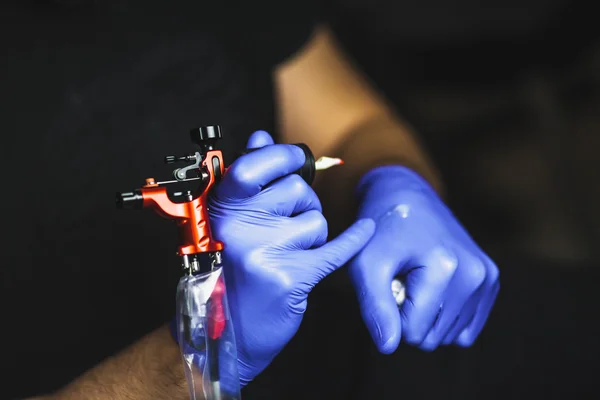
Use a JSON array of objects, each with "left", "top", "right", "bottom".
[{"left": 175, "top": 265, "right": 241, "bottom": 400}]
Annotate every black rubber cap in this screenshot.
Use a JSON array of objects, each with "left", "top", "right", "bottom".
[
  {"left": 292, "top": 143, "right": 315, "bottom": 185},
  {"left": 235, "top": 143, "right": 316, "bottom": 186},
  {"left": 190, "top": 125, "right": 222, "bottom": 145}
]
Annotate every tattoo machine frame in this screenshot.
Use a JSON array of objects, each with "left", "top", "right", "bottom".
[{"left": 116, "top": 125, "right": 240, "bottom": 400}]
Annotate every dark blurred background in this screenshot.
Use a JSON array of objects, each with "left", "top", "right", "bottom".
[
  {"left": 322, "top": 0, "right": 600, "bottom": 263},
  {"left": 2, "top": 0, "right": 599, "bottom": 398},
  {"left": 261, "top": 1, "right": 600, "bottom": 398}
]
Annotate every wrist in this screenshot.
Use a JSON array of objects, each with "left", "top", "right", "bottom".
[{"left": 357, "top": 165, "right": 435, "bottom": 199}]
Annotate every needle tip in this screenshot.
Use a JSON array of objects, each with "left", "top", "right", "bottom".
[{"left": 315, "top": 156, "right": 344, "bottom": 170}]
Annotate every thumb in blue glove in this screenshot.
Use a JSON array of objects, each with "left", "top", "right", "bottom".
[
  {"left": 349, "top": 165, "right": 500, "bottom": 354},
  {"left": 209, "top": 130, "right": 376, "bottom": 386}
]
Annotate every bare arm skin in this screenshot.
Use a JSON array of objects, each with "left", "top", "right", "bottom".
[
  {"left": 27, "top": 325, "right": 191, "bottom": 400},
  {"left": 275, "top": 25, "right": 443, "bottom": 230},
  {"left": 26, "top": 24, "right": 436, "bottom": 400}
]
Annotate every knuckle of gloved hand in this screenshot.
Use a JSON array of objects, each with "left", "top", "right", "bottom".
[
  {"left": 305, "top": 210, "right": 328, "bottom": 237},
  {"left": 404, "top": 327, "right": 428, "bottom": 347},
  {"left": 286, "top": 174, "right": 312, "bottom": 197},
  {"left": 283, "top": 144, "right": 306, "bottom": 166},
  {"left": 487, "top": 259, "right": 500, "bottom": 284},
  {"left": 424, "top": 246, "right": 458, "bottom": 280},
  {"left": 465, "top": 256, "right": 487, "bottom": 290},
  {"left": 418, "top": 339, "right": 438, "bottom": 352},
  {"left": 456, "top": 332, "right": 476, "bottom": 347},
  {"left": 227, "top": 162, "right": 257, "bottom": 191}
]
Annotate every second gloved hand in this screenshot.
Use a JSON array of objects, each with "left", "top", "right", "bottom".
[
  {"left": 209, "top": 131, "right": 375, "bottom": 386},
  {"left": 349, "top": 165, "right": 500, "bottom": 354}
]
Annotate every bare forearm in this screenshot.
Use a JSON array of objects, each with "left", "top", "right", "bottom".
[
  {"left": 316, "top": 114, "right": 443, "bottom": 231},
  {"left": 34, "top": 325, "right": 189, "bottom": 400},
  {"left": 275, "top": 26, "right": 442, "bottom": 229}
]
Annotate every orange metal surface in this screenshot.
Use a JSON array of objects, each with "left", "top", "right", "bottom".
[{"left": 141, "top": 150, "right": 224, "bottom": 255}]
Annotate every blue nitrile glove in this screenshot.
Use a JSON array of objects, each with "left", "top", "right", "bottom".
[
  {"left": 208, "top": 131, "right": 376, "bottom": 386},
  {"left": 349, "top": 165, "right": 500, "bottom": 354}
]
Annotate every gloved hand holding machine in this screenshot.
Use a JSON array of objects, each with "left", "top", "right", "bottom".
[{"left": 116, "top": 125, "right": 344, "bottom": 400}]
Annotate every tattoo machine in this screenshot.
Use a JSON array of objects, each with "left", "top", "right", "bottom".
[
  {"left": 116, "top": 125, "right": 239, "bottom": 400},
  {"left": 116, "top": 125, "right": 343, "bottom": 400}
]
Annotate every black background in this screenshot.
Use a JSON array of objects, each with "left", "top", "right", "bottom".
[{"left": 2, "top": 0, "right": 599, "bottom": 399}]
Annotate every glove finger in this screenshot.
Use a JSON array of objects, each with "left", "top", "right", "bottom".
[
  {"left": 348, "top": 227, "right": 410, "bottom": 354},
  {"left": 246, "top": 130, "right": 275, "bottom": 148},
  {"left": 285, "top": 209, "right": 330, "bottom": 250},
  {"left": 453, "top": 256, "right": 499, "bottom": 346},
  {"left": 442, "top": 253, "right": 498, "bottom": 345},
  {"left": 441, "top": 286, "right": 482, "bottom": 345},
  {"left": 307, "top": 218, "right": 376, "bottom": 283},
  {"left": 419, "top": 249, "right": 486, "bottom": 351},
  {"left": 262, "top": 174, "right": 322, "bottom": 216},
  {"left": 217, "top": 144, "right": 305, "bottom": 200},
  {"left": 456, "top": 280, "right": 500, "bottom": 347},
  {"left": 401, "top": 247, "right": 458, "bottom": 347}
]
